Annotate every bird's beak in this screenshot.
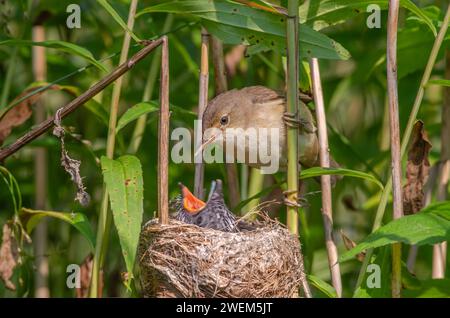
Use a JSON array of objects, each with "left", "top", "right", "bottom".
[
  {"left": 194, "top": 133, "right": 218, "bottom": 158},
  {"left": 180, "top": 184, "right": 206, "bottom": 214}
]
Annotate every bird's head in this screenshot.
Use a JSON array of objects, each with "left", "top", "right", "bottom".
[
  {"left": 178, "top": 183, "right": 206, "bottom": 214},
  {"left": 207, "top": 179, "right": 224, "bottom": 202},
  {"left": 200, "top": 89, "right": 252, "bottom": 149},
  {"left": 198, "top": 86, "right": 285, "bottom": 155}
]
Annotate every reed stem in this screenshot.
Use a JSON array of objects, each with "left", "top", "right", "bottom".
[
  {"left": 286, "top": 0, "right": 299, "bottom": 237},
  {"left": 129, "top": 15, "right": 174, "bottom": 154},
  {"left": 386, "top": 0, "right": 403, "bottom": 298},
  {"left": 355, "top": 4, "right": 450, "bottom": 293},
  {"left": 210, "top": 36, "right": 241, "bottom": 208},
  {"left": 0, "top": 47, "right": 18, "bottom": 109},
  {"left": 194, "top": 29, "right": 210, "bottom": 199},
  {"left": 432, "top": 48, "right": 450, "bottom": 278},
  {"left": 90, "top": 0, "right": 139, "bottom": 297},
  {"left": 286, "top": 0, "right": 311, "bottom": 298},
  {"left": 158, "top": 36, "right": 170, "bottom": 225},
  {"left": 310, "top": 57, "right": 342, "bottom": 297},
  {"left": 32, "top": 23, "right": 49, "bottom": 299}
]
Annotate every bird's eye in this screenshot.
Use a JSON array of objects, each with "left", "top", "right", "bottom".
[{"left": 220, "top": 115, "right": 229, "bottom": 126}]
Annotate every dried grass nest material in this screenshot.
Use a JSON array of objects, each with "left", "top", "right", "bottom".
[{"left": 138, "top": 214, "right": 305, "bottom": 298}]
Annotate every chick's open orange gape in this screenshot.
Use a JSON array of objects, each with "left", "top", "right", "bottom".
[{"left": 180, "top": 184, "right": 206, "bottom": 213}]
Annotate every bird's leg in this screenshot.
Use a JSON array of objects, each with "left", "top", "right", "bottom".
[
  {"left": 283, "top": 111, "right": 316, "bottom": 133},
  {"left": 282, "top": 189, "right": 308, "bottom": 208}
]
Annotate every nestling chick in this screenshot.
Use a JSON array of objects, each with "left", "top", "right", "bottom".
[{"left": 171, "top": 180, "right": 238, "bottom": 232}]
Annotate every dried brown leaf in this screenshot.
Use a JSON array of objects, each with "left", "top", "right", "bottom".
[
  {"left": 340, "top": 230, "right": 365, "bottom": 262},
  {"left": 0, "top": 90, "right": 38, "bottom": 145},
  {"left": 53, "top": 108, "right": 90, "bottom": 207},
  {"left": 0, "top": 84, "right": 77, "bottom": 146},
  {"left": 0, "top": 223, "right": 19, "bottom": 290},
  {"left": 76, "top": 253, "right": 103, "bottom": 298},
  {"left": 403, "top": 121, "right": 432, "bottom": 215},
  {"left": 225, "top": 45, "right": 246, "bottom": 77},
  {"left": 233, "top": 0, "right": 288, "bottom": 15}
]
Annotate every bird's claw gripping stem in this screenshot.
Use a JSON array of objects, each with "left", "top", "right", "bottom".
[
  {"left": 282, "top": 189, "right": 308, "bottom": 208},
  {"left": 283, "top": 111, "right": 315, "bottom": 133}
]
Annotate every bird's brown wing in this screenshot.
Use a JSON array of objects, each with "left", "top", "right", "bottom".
[
  {"left": 241, "top": 86, "right": 341, "bottom": 185},
  {"left": 240, "top": 86, "right": 285, "bottom": 106}
]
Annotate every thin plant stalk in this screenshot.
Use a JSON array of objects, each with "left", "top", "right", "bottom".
[
  {"left": 0, "top": 41, "right": 163, "bottom": 162},
  {"left": 240, "top": 166, "right": 249, "bottom": 207},
  {"left": 194, "top": 29, "right": 209, "bottom": 199},
  {"left": 433, "top": 49, "right": 450, "bottom": 278},
  {"left": 387, "top": 0, "right": 403, "bottom": 298},
  {"left": 380, "top": 95, "right": 390, "bottom": 151},
  {"left": 246, "top": 168, "right": 265, "bottom": 215},
  {"left": 0, "top": 47, "right": 18, "bottom": 109},
  {"left": 158, "top": 36, "right": 170, "bottom": 225},
  {"left": 355, "top": 4, "right": 450, "bottom": 292},
  {"left": 90, "top": 0, "right": 139, "bottom": 297},
  {"left": 310, "top": 57, "right": 342, "bottom": 297},
  {"left": 32, "top": 23, "right": 49, "bottom": 298},
  {"left": 129, "top": 14, "right": 174, "bottom": 154},
  {"left": 210, "top": 36, "right": 241, "bottom": 207},
  {"left": 286, "top": 0, "right": 311, "bottom": 298},
  {"left": 285, "top": 0, "right": 299, "bottom": 239}
]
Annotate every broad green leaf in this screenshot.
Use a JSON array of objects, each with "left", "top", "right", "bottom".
[
  {"left": 340, "top": 201, "right": 450, "bottom": 262},
  {"left": 20, "top": 208, "right": 95, "bottom": 250},
  {"left": 0, "top": 40, "right": 107, "bottom": 72},
  {"left": 138, "top": 0, "right": 350, "bottom": 60},
  {"left": 396, "top": 0, "right": 437, "bottom": 36},
  {"left": 116, "top": 102, "right": 159, "bottom": 133},
  {"left": 98, "top": 0, "right": 141, "bottom": 42},
  {"left": 101, "top": 155, "right": 144, "bottom": 286},
  {"left": 403, "top": 279, "right": 450, "bottom": 298},
  {"left": 396, "top": 26, "right": 449, "bottom": 78},
  {"left": 299, "top": 0, "right": 436, "bottom": 35},
  {"left": 353, "top": 246, "right": 391, "bottom": 298},
  {"left": 116, "top": 101, "right": 197, "bottom": 133},
  {"left": 368, "top": 25, "right": 450, "bottom": 79},
  {"left": 300, "top": 167, "right": 384, "bottom": 190},
  {"left": 427, "top": 79, "right": 450, "bottom": 87},
  {"left": 307, "top": 274, "right": 337, "bottom": 298}
]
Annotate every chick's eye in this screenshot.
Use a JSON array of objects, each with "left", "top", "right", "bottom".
[{"left": 220, "top": 115, "right": 229, "bottom": 126}]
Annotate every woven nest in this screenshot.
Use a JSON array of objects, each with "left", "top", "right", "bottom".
[{"left": 138, "top": 214, "right": 305, "bottom": 298}]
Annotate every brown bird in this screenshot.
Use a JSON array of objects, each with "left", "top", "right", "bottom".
[{"left": 201, "top": 86, "right": 340, "bottom": 205}]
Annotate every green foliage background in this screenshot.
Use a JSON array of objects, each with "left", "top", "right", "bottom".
[{"left": 0, "top": 0, "right": 449, "bottom": 297}]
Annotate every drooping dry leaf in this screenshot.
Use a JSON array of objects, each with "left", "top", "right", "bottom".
[
  {"left": 0, "top": 83, "right": 78, "bottom": 146},
  {"left": 0, "top": 90, "right": 38, "bottom": 145},
  {"left": 0, "top": 223, "right": 19, "bottom": 290},
  {"left": 76, "top": 253, "right": 103, "bottom": 298},
  {"left": 53, "top": 108, "right": 90, "bottom": 207},
  {"left": 340, "top": 230, "right": 365, "bottom": 262},
  {"left": 403, "top": 121, "right": 432, "bottom": 215}
]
